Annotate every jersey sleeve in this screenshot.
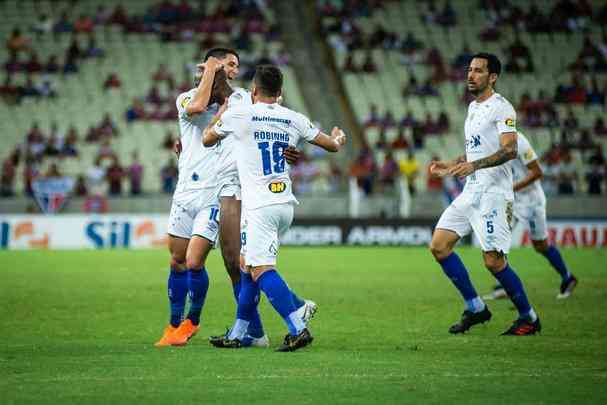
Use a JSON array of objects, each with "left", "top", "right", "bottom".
[
  {"left": 293, "top": 112, "right": 320, "bottom": 142},
  {"left": 213, "top": 106, "right": 247, "bottom": 139},
  {"left": 227, "top": 88, "right": 249, "bottom": 109},
  {"left": 494, "top": 100, "right": 517, "bottom": 134},
  {"left": 176, "top": 92, "right": 193, "bottom": 120},
  {"left": 518, "top": 135, "right": 538, "bottom": 165}
]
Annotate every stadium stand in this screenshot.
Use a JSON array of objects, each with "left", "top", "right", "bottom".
[
  {"left": 0, "top": 0, "right": 312, "bottom": 196},
  {"left": 318, "top": 0, "right": 607, "bottom": 196}
]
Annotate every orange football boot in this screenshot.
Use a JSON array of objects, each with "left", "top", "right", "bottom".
[
  {"left": 154, "top": 325, "right": 178, "bottom": 347},
  {"left": 171, "top": 319, "right": 200, "bottom": 346}
]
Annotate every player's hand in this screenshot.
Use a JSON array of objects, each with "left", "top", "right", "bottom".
[
  {"left": 429, "top": 161, "right": 449, "bottom": 177},
  {"left": 331, "top": 126, "right": 347, "bottom": 146},
  {"left": 173, "top": 139, "right": 182, "bottom": 156},
  {"left": 448, "top": 162, "right": 475, "bottom": 178},
  {"left": 198, "top": 57, "right": 223, "bottom": 73},
  {"left": 283, "top": 146, "right": 301, "bottom": 165}
]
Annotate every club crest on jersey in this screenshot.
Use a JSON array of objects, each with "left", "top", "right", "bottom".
[
  {"left": 505, "top": 118, "right": 515, "bottom": 127},
  {"left": 524, "top": 149, "right": 534, "bottom": 160},
  {"left": 268, "top": 181, "right": 286, "bottom": 193},
  {"left": 181, "top": 97, "right": 191, "bottom": 109},
  {"left": 466, "top": 135, "right": 481, "bottom": 150}
]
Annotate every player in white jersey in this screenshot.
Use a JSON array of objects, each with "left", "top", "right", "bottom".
[
  {"left": 155, "top": 55, "right": 228, "bottom": 347},
  {"left": 203, "top": 65, "right": 346, "bottom": 351},
  {"left": 429, "top": 53, "right": 541, "bottom": 336},
  {"left": 483, "top": 131, "right": 577, "bottom": 300}
]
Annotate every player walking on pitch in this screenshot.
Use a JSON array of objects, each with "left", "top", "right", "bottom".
[
  {"left": 203, "top": 65, "right": 346, "bottom": 351},
  {"left": 429, "top": 53, "right": 541, "bottom": 336},
  {"left": 483, "top": 131, "right": 578, "bottom": 300}
]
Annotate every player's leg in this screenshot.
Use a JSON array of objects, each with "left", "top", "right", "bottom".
[
  {"left": 219, "top": 195, "right": 266, "bottom": 340},
  {"left": 155, "top": 233, "right": 189, "bottom": 347},
  {"left": 529, "top": 206, "right": 577, "bottom": 298},
  {"left": 431, "top": 196, "right": 490, "bottom": 333},
  {"left": 475, "top": 196, "right": 540, "bottom": 335}
]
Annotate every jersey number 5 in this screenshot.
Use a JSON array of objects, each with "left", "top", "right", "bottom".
[{"left": 258, "top": 141, "right": 289, "bottom": 175}]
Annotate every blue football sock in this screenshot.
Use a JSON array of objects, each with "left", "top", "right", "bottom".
[
  {"left": 438, "top": 252, "right": 484, "bottom": 313},
  {"left": 186, "top": 268, "right": 209, "bottom": 326},
  {"left": 258, "top": 269, "right": 305, "bottom": 336},
  {"left": 542, "top": 245, "right": 571, "bottom": 282},
  {"left": 492, "top": 264, "right": 536, "bottom": 321},
  {"left": 290, "top": 289, "right": 305, "bottom": 310},
  {"left": 233, "top": 272, "right": 264, "bottom": 338},
  {"left": 168, "top": 269, "right": 188, "bottom": 327},
  {"left": 228, "top": 272, "right": 259, "bottom": 340}
]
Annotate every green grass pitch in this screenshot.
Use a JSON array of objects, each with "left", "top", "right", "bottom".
[{"left": 1, "top": 247, "right": 607, "bottom": 404}]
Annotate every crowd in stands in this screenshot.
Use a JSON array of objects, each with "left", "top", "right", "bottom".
[{"left": 318, "top": 0, "right": 607, "bottom": 197}]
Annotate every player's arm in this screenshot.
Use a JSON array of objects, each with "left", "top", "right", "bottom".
[
  {"left": 449, "top": 132, "right": 518, "bottom": 177},
  {"left": 514, "top": 160, "right": 543, "bottom": 192},
  {"left": 430, "top": 155, "right": 465, "bottom": 177},
  {"left": 309, "top": 126, "right": 347, "bottom": 152},
  {"left": 185, "top": 57, "right": 222, "bottom": 116},
  {"left": 202, "top": 103, "right": 229, "bottom": 147}
]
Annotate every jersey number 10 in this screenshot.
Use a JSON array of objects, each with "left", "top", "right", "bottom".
[{"left": 258, "top": 141, "right": 289, "bottom": 175}]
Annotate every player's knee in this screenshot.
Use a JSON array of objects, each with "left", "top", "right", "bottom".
[
  {"left": 250, "top": 266, "right": 271, "bottom": 282},
  {"left": 170, "top": 256, "right": 186, "bottom": 271},
  {"left": 185, "top": 256, "right": 203, "bottom": 270},
  {"left": 532, "top": 239, "right": 548, "bottom": 253},
  {"left": 483, "top": 255, "right": 506, "bottom": 273},
  {"left": 429, "top": 239, "right": 451, "bottom": 261}
]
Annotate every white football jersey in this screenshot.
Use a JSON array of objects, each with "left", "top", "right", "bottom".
[
  {"left": 463, "top": 92, "right": 517, "bottom": 198},
  {"left": 175, "top": 88, "right": 219, "bottom": 192},
  {"left": 215, "top": 87, "right": 252, "bottom": 182},
  {"left": 213, "top": 102, "right": 320, "bottom": 210},
  {"left": 511, "top": 132, "right": 546, "bottom": 206}
]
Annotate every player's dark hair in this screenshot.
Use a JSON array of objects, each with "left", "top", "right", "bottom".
[
  {"left": 204, "top": 47, "right": 240, "bottom": 62},
  {"left": 471, "top": 52, "right": 501, "bottom": 76},
  {"left": 253, "top": 65, "right": 283, "bottom": 97}
]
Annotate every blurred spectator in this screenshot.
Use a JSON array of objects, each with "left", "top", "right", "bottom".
[
  {"left": 1, "top": 158, "right": 16, "bottom": 197},
  {"left": 25, "top": 52, "right": 42, "bottom": 73},
  {"left": 364, "top": 104, "right": 380, "bottom": 127},
  {"left": 96, "top": 138, "right": 117, "bottom": 162},
  {"left": 542, "top": 156, "right": 559, "bottom": 197},
  {"left": 374, "top": 130, "right": 388, "bottom": 150},
  {"left": 94, "top": 5, "right": 112, "bottom": 25},
  {"left": 85, "top": 35, "right": 105, "bottom": 58},
  {"left": 361, "top": 51, "right": 377, "bottom": 73},
  {"left": 45, "top": 55, "right": 60, "bottom": 73},
  {"left": 343, "top": 52, "right": 358, "bottom": 72},
  {"left": 35, "top": 75, "right": 57, "bottom": 98},
  {"left": 152, "top": 64, "right": 175, "bottom": 88},
  {"left": 86, "top": 157, "right": 105, "bottom": 191},
  {"left": 74, "top": 14, "right": 94, "bottom": 33},
  {"left": 103, "top": 73, "right": 122, "bottom": 90},
  {"left": 161, "top": 158, "right": 178, "bottom": 193},
  {"left": 23, "top": 157, "right": 41, "bottom": 196},
  {"left": 126, "top": 98, "right": 147, "bottom": 122},
  {"left": 291, "top": 153, "right": 320, "bottom": 193},
  {"left": 21, "top": 77, "right": 40, "bottom": 99},
  {"left": 328, "top": 160, "right": 344, "bottom": 192},
  {"left": 436, "top": 111, "right": 450, "bottom": 133},
  {"left": 378, "top": 151, "right": 400, "bottom": 189},
  {"left": 67, "top": 38, "right": 82, "bottom": 60},
  {"left": 127, "top": 152, "right": 144, "bottom": 196},
  {"left": 64, "top": 126, "right": 79, "bottom": 156},
  {"left": 585, "top": 162, "right": 604, "bottom": 195},
  {"left": 83, "top": 194, "right": 109, "bottom": 213},
  {"left": 106, "top": 158, "right": 124, "bottom": 196},
  {"left": 426, "top": 155, "right": 443, "bottom": 192},
  {"left": 556, "top": 151, "right": 577, "bottom": 194},
  {"left": 45, "top": 162, "right": 61, "bottom": 178},
  {"left": 146, "top": 85, "right": 164, "bottom": 105},
  {"left": 73, "top": 175, "right": 88, "bottom": 196},
  {"left": 349, "top": 147, "right": 376, "bottom": 195},
  {"left": 399, "top": 150, "right": 419, "bottom": 195},
  {"left": 6, "top": 28, "right": 30, "bottom": 57},
  {"left": 391, "top": 129, "right": 409, "bottom": 150},
  {"left": 98, "top": 113, "right": 119, "bottom": 138},
  {"left": 31, "top": 14, "right": 53, "bottom": 36},
  {"left": 562, "top": 109, "right": 579, "bottom": 131},
  {"left": 109, "top": 5, "right": 129, "bottom": 26},
  {"left": 63, "top": 55, "right": 79, "bottom": 74},
  {"left": 594, "top": 117, "right": 607, "bottom": 136},
  {"left": 53, "top": 12, "right": 74, "bottom": 34},
  {"left": 162, "top": 131, "right": 176, "bottom": 150},
  {"left": 586, "top": 77, "right": 605, "bottom": 106}
]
